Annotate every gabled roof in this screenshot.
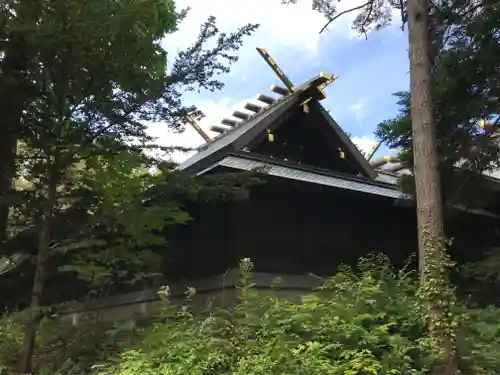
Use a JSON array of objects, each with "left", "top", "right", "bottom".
[
  {"left": 178, "top": 76, "right": 378, "bottom": 180},
  {"left": 178, "top": 92, "right": 301, "bottom": 173},
  {"left": 199, "top": 152, "right": 402, "bottom": 199},
  {"left": 309, "top": 101, "right": 377, "bottom": 179}
]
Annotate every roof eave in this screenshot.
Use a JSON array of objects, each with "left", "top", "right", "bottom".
[
  {"left": 198, "top": 154, "right": 404, "bottom": 200},
  {"left": 312, "top": 101, "right": 378, "bottom": 180}
]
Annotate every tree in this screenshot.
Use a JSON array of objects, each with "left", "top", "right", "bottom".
[
  {"left": 0, "top": 1, "right": 259, "bottom": 372},
  {"left": 283, "top": 0, "right": 471, "bottom": 372},
  {"left": 376, "top": 1, "right": 500, "bottom": 213},
  {"left": 406, "top": 0, "right": 459, "bottom": 373},
  {"left": 0, "top": 0, "right": 39, "bottom": 245},
  {"left": 377, "top": 1, "right": 500, "bottom": 332}
]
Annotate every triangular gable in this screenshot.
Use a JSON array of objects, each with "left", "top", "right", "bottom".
[
  {"left": 311, "top": 101, "right": 377, "bottom": 179},
  {"left": 178, "top": 79, "right": 377, "bottom": 180},
  {"left": 239, "top": 100, "right": 376, "bottom": 178},
  {"left": 177, "top": 92, "right": 301, "bottom": 173}
]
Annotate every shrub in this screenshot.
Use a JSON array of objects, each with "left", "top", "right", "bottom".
[
  {"left": 0, "top": 312, "right": 25, "bottom": 373},
  {"left": 96, "top": 255, "right": 437, "bottom": 375},
  {"left": 0, "top": 309, "right": 128, "bottom": 375},
  {"left": 458, "top": 306, "right": 500, "bottom": 374},
  {"left": 3, "top": 254, "right": 500, "bottom": 374}
]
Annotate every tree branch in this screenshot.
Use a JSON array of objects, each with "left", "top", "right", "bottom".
[{"left": 319, "top": 0, "right": 374, "bottom": 34}]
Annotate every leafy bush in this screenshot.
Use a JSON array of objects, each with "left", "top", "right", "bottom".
[
  {"left": 0, "top": 312, "right": 24, "bottom": 372},
  {"left": 0, "top": 308, "right": 135, "bottom": 375},
  {"left": 95, "top": 255, "right": 437, "bottom": 375},
  {"left": 458, "top": 306, "right": 500, "bottom": 374},
  {"left": 3, "top": 254, "right": 500, "bottom": 374}
]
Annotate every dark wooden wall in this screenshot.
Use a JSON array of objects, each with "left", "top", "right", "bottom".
[
  {"left": 163, "top": 177, "right": 419, "bottom": 281},
  {"left": 228, "top": 178, "right": 418, "bottom": 275},
  {"left": 163, "top": 175, "right": 500, "bottom": 284}
]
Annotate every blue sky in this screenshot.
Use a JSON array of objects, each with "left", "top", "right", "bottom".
[{"left": 148, "top": 0, "right": 410, "bottom": 162}]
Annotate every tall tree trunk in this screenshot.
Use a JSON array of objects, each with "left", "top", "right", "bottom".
[
  {"left": 0, "top": 41, "right": 27, "bottom": 244},
  {"left": 407, "top": 0, "right": 458, "bottom": 374},
  {"left": 0, "top": 0, "right": 36, "bottom": 245},
  {"left": 408, "top": 0, "right": 443, "bottom": 283},
  {"left": 0, "top": 135, "right": 17, "bottom": 242},
  {"left": 18, "top": 163, "right": 58, "bottom": 374}
]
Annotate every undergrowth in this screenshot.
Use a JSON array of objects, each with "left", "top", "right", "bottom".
[{"left": 1, "top": 254, "right": 500, "bottom": 374}]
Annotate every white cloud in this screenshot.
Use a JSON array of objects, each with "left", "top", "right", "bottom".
[
  {"left": 351, "top": 135, "right": 378, "bottom": 155},
  {"left": 163, "top": 0, "right": 364, "bottom": 59},
  {"left": 349, "top": 99, "right": 366, "bottom": 120}
]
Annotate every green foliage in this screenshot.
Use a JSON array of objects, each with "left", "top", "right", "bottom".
[
  {"left": 3, "top": 0, "right": 258, "bottom": 144},
  {"left": 415, "top": 233, "right": 460, "bottom": 372},
  {"left": 375, "top": 1, "right": 500, "bottom": 208},
  {"left": 74, "top": 149, "right": 190, "bottom": 246},
  {"left": 460, "top": 306, "right": 500, "bottom": 374},
  {"left": 462, "top": 246, "right": 500, "bottom": 286},
  {"left": 2, "top": 0, "right": 259, "bottom": 371},
  {"left": 459, "top": 246, "right": 500, "bottom": 305},
  {"left": 0, "top": 0, "right": 260, "bottom": 309},
  {"left": 1, "top": 0, "right": 260, "bottom": 258},
  {"left": 51, "top": 148, "right": 263, "bottom": 293},
  {"left": 72, "top": 256, "right": 436, "bottom": 374},
  {"left": 2, "top": 254, "right": 500, "bottom": 374},
  {"left": 0, "top": 149, "right": 264, "bottom": 307},
  {"left": 0, "top": 308, "right": 136, "bottom": 375},
  {"left": 54, "top": 149, "right": 175, "bottom": 290},
  {"left": 0, "top": 313, "right": 24, "bottom": 371}
]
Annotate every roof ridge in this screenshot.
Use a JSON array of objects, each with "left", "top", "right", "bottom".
[
  {"left": 199, "top": 95, "right": 288, "bottom": 150},
  {"left": 177, "top": 92, "right": 301, "bottom": 172},
  {"left": 204, "top": 73, "right": 333, "bottom": 145},
  {"left": 202, "top": 90, "right": 289, "bottom": 148}
]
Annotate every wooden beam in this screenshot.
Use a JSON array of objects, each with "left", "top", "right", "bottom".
[
  {"left": 232, "top": 110, "right": 251, "bottom": 120},
  {"left": 256, "top": 47, "right": 295, "bottom": 91},
  {"left": 184, "top": 116, "right": 211, "bottom": 143},
  {"left": 370, "top": 156, "right": 397, "bottom": 168},
  {"left": 210, "top": 125, "right": 230, "bottom": 134},
  {"left": 244, "top": 102, "right": 264, "bottom": 113},
  {"left": 256, "top": 94, "right": 276, "bottom": 105},
  {"left": 221, "top": 118, "right": 240, "bottom": 127},
  {"left": 366, "top": 141, "right": 382, "bottom": 161},
  {"left": 296, "top": 73, "right": 338, "bottom": 101},
  {"left": 270, "top": 84, "right": 289, "bottom": 96}
]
